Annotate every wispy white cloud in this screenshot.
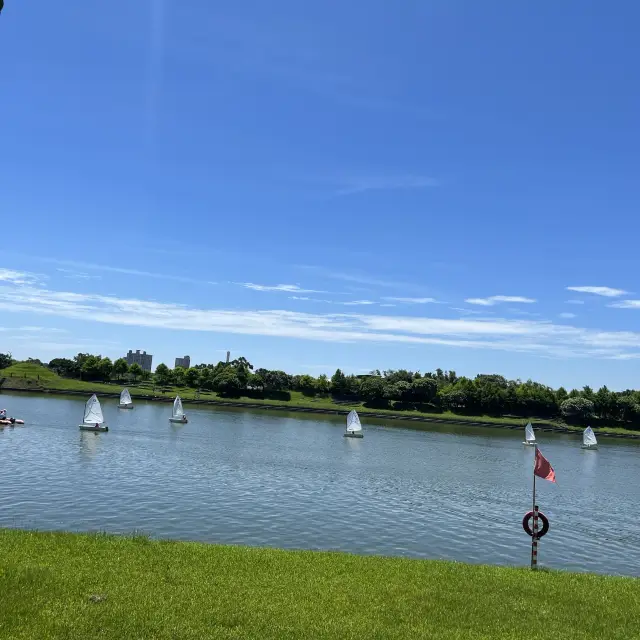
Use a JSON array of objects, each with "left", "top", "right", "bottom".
[
  {"left": 0, "top": 268, "right": 43, "bottom": 286},
  {"left": 383, "top": 297, "right": 438, "bottom": 304},
  {"left": 297, "top": 265, "right": 424, "bottom": 291},
  {"left": 450, "top": 307, "right": 488, "bottom": 316},
  {"left": 566, "top": 286, "right": 628, "bottom": 298},
  {"left": 1, "top": 280, "right": 640, "bottom": 360},
  {"left": 18, "top": 256, "right": 217, "bottom": 286},
  {"left": 56, "top": 268, "right": 101, "bottom": 281},
  {"left": 335, "top": 175, "right": 438, "bottom": 196},
  {"left": 465, "top": 295, "right": 536, "bottom": 306},
  {"left": 342, "top": 300, "right": 376, "bottom": 306},
  {"left": 566, "top": 299, "right": 585, "bottom": 305},
  {"left": 608, "top": 300, "right": 640, "bottom": 309},
  {"left": 559, "top": 312, "right": 577, "bottom": 319},
  {"left": 241, "top": 283, "right": 323, "bottom": 293}
]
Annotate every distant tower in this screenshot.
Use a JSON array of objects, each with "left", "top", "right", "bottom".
[{"left": 226, "top": 351, "right": 230, "bottom": 364}]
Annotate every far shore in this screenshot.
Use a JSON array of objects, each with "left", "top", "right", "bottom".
[{"left": 3, "top": 382, "right": 640, "bottom": 440}]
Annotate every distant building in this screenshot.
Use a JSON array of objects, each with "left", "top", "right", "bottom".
[
  {"left": 125, "top": 349, "right": 153, "bottom": 372},
  {"left": 175, "top": 355, "right": 191, "bottom": 369},
  {"left": 226, "top": 351, "right": 230, "bottom": 364}
]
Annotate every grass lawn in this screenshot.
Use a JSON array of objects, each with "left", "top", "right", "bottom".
[
  {"left": 2, "top": 362, "right": 638, "bottom": 437},
  {"left": 0, "top": 530, "right": 638, "bottom": 639}
]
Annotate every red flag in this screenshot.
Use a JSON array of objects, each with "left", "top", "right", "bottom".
[{"left": 534, "top": 448, "right": 556, "bottom": 483}]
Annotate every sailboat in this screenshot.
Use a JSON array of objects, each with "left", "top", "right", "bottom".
[
  {"left": 582, "top": 426, "right": 598, "bottom": 450},
  {"left": 169, "top": 395, "right": 188, "bottom": 423},
  {"left": 118, "top": 388, "right": 134, "bottom": 409},
  {"left": 523, "top": 422, "right": 536, "bottom": 446},
  {"left": 79, "top": 394, "right": 108, "bottom": 432},
  {"left": 344, "top": 409, "right": 363, "bottom": 438}
]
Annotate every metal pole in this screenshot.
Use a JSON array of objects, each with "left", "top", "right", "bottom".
[{"left": 531, "top": 444, "right": 538, "bottom": 570}]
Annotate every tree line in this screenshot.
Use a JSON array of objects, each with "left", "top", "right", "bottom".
[{"left": 2, "top": 352, "right": 640, "bottom": 428}]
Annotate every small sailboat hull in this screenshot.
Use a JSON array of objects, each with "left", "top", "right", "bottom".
[
  {"left": 0, "top": 419, "right": 24, "bottom": 425},
  {"left": 79, "top": 424, "right": 109, "bottom": 432},
  {"left": 118, "top": 404, "right": 134, "bottom": 409},
  {"left": 344, "top": 432, "right": 363, "bottom": 438},
  {"left": 169, "top": 417, "right": 188, "bottom": 424},
  {"left": 581, "top": 444, "right": 598, "bottom": 450},
  {"left": 522, "top": 441, "right": 536, "bottom": 446}
]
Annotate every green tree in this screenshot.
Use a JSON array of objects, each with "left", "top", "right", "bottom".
[
  {"left": 185, "top": 367, "right": 200, "bottom": 388},
  {"left": 0, "top": 353, "right": 14, "bottom": 369},
  {"left": 331, "top": 369, "right": 348, "bottom": 395},
  {"left": 411, "top": 377, "right": 438, "bottom": 403},
  {"left": 316, "top": 374, "right": 330, "bottom": 394},
  {"left": 594, "top": 386, "right": 615, "bottom": 419},
  {"left": 296, "top": 374, "right": 317, "bottom": 395},
  {"left": 129, "top": 363, "right": 143, "bottom": 382},
  {"left": 154, "top": 363, "right": 171, "bottom": 386},
  {"left": 384, "top": 381, "right": 411, "bottom": 402},
  {"left": 48, "top": 357, "right": 80, "bottom": 378},
  {"left": 173, "top": 366, "right": 186, "bottom": 387},
  {"left": 81, "top": 355, "right": 102, "bottom": 381},
  {"left": 99, "top": 357, "right": 113, "bottom": 382},
  {"left": 140, "top": 368, "right": 151, "bottom": 381},
  {"left": 560, "top": 397, "right": 595, "bottom": 424},
  {"left": 359, "top": 376, "right": 386, "bottom": 404},
  {"left": 113, "top": 358, "right": 129, "bottom": 380},
  {"left": 214, "top": 367, "right": 241, "bottom": 395}
]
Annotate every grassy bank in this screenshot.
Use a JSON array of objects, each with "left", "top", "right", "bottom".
[
  {"left": 2, "top": 362, "right": 638, "bottom": 437},
  {"left": 1, "top": 530, "right": 638, "bottom": 639}
]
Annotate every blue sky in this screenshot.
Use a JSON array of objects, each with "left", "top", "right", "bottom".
[{"left": 2, "top": 1, "right": 640, "bottom": 389}]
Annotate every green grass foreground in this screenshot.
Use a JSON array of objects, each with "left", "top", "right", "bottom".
[
  {"left": 2, "top": 362, "right": 639, "bottom": 437},
  {"left": 0, "top": 530, "right": 638, "bottom": 640}
]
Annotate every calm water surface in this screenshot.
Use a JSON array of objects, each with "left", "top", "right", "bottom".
[{"left": 1, "top": 392, "right": 639, "bottom": 576}]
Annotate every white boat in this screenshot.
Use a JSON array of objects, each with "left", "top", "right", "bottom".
[
  {"left": 169, "top": 395, "right": 188, "bottom": 423},
  {"left": 79, "top": 394, "right": 108, "bottom": 432},
  {"left": 118, "top": 388, "right": 134, "bottom": 409},
  {"left": 581, "top": 426, "right": 598, "bottom": 450},
  {"left": 523, "top": 422, "right": 536, "bottom": 446},
  {"left": 344, "top": 409, "right": 363, "bottom": 438}
]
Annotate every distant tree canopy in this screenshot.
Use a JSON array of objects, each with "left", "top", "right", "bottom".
[
  {"left": 0, "top": 353, "right": 14, "bottom": 370},
  {"left": 35, "top": 353, "right": 640, "bottom": 429}
]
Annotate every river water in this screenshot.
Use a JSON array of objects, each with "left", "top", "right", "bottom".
[{"left": 1, "top": 391, "right": 639, "bottom": 576}]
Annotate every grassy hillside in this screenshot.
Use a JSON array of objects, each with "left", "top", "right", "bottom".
[{"left": 0, "top": 529, "right": 638, "bottom": 640}]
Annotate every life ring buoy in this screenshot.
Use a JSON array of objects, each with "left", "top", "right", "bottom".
[{"left": 522, "top": 511, "right": 549, "bottom": 539}]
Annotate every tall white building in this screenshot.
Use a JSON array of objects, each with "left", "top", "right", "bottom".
[
  {"left": 125, "top": 349, "right": 153, "bottom": 372},
  {"left": 175, "top": 355, "right": 191, "bottom": 369}
]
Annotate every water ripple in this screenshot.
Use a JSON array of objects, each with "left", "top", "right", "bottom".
[{"left": 1, "top": 392, "right": 639, "bottom": 576}]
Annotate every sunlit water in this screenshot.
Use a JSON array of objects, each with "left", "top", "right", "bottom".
[{"left": 1, "top": 391, "right": 639, "bottom": 576}]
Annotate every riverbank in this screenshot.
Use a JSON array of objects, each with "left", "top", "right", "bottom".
[
  {"left": 0, "top": 529, "right": 637, "bottom": 639},
  {"left": 2, "top": 362, "right": 639, "bottom": 439}
]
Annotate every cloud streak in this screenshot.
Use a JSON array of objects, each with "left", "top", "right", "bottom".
[
  {"left": 465, "top": 295, "right": 536, "bottom": 306},
  {"left": 566, "top": 286, "right": 628, "bottom": 298},
  {"left": 1, "top": 281, "right": 640, "bottom": 360},
  {"left": 240, "top": 283, "right": 323, "bottom": 293},
  {"left": 383, "top": 297, "right": 438, "bottom": 304},
  {"left": 609, "top": 300, "right": 640, "bottom": 309}
]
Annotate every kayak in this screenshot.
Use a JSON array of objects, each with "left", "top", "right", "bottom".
[{"left": 0, "top": 418, "right": 24, "bottom": 425}]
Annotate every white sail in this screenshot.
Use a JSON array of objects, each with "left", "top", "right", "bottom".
[
  {"left": 172, "top": 396, "right": 184, "bottom": 418},
  {"left": 346, "top": 409, "right": 362, "bottom": 433},
  {"left": 120, "top": 388, "right": 132, "bottom": 405},
  {"left": 583, "top": 426, "right": 598, "bottom": 447},
  {"left": 83, "top": 394, "right": 104, "bottom": 424},
  {"left": 525, "top": 422, "right": 536, "bottom": 443}
]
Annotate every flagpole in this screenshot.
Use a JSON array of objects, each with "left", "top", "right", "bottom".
[{"left": 531, "top": 444, "right": 538, "bottom": 570}]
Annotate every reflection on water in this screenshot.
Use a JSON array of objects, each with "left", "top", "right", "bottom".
[{"left": 1, "top": 391, "right": 639, "bottom": 576}]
